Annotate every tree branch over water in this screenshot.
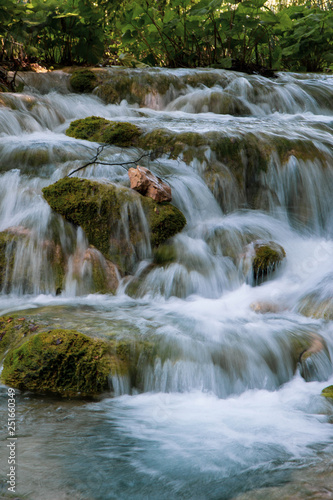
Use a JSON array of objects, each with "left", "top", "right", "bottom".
[{"left": 66, "top": 146, "right": 156, "bottom": 177}]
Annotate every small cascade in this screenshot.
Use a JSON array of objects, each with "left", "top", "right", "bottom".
[{"left": 1, "top": 67, "right": 333, "bottom": 500}]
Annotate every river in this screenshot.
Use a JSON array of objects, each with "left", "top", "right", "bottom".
[{"left": 0, "top": 68, "right": 333, "bottom": 499}]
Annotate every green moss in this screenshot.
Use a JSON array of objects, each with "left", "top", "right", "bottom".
[
  {"left": 1, "top": 329, "right": 117, "bottom": 397},
  {"left": 66, "top": 116, "right": 110, "bottom": 141},
  {"left": 100, "top": 121, "right": 141, "bottom": 146},
  {"left": 147, "top": 202, "right": 186, "bottom": 247},
  {"left": 322, "top": 386, "right": 333, "bottom": 399},
  {"left": 66, "top": 116, "right": 141, "bottom": 147},
  {"left": 42, "top": 178, "right": 186, "bottom": 273},
  {"left": 70, "top": 69, "right": 97, "bottom": 93},
  {"left": 252, "top": 241, "right": 286, "bottom": 281}
]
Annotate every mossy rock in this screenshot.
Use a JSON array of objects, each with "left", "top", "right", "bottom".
[
  {"left": 70, "top": 69, "right": 97, "bottom": 93},
  {"left": 1, "top": 322, "right": 157, "bottom": 397},
  {"left": 1, "top": 329, "right": 119, "bottom": 397},
  {"left": 322, "top": 386, "right": 333, "bottom": 399},
  {"left": 66, "top": 116, "right": 141, "bottom": 147},
  {"left": 42, "top": 178, "right": 186, "bottom": 273},
  {"left": 252, "top": 240, "right": 286, "bottom": 282}
]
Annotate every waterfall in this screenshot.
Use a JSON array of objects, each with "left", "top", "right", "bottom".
[{"left": 1, "top": 68, "right": 333, "bottom": 500}]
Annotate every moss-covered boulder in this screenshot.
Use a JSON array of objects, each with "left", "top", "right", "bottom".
[
  {"left": 66, "top": 116, "right": 142, "bottom": 147},
  {"left": 1, "top": 329, "right": 120, "bottom": 397},
  {"left": 322, "top": 386, "right": 333, "bottom": 399},
  {"left": 251, "top": 240, "right": 286, "bottom": 283},
  {"left": 42, "top": 178, "right": 186, "bottom": 273},
  {"left": 70, "top": 69, "right": 97, "bottom": 93}
]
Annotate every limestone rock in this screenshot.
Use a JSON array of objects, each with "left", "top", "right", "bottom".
[{"left": 128, "top": 165, "right": 172, "bottom": 202}]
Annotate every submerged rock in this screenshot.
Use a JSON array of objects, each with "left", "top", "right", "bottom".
[
  {"left": 128, "top": 165, "right": 172, "bottom": 202},
  {"left": 42, "top": 178, "right": 186, "bottom": 273}
]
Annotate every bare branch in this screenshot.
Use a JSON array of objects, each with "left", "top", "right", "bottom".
[{"left": 66, "top": 147, "right": 155, "bottom": 178}]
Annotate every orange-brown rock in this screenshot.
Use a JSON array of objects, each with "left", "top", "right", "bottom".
[{"left": 128, "top": 165, "right": 172, "bottom": 202}]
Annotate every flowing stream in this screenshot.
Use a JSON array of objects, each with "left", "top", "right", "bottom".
[{"left": 0, "top": 68, "right": 333, "bottom": 499}]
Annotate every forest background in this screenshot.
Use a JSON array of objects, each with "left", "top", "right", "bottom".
[{"left": 1, "top": 0, "right": 333, "bottom": 75}]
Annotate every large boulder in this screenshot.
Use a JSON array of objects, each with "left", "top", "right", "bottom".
[
  {"left": 128, "top": 165, "right": 172, "bottom": 202},
  {"left": 42, "top": 178, "right": 186, "bottom": 274}
]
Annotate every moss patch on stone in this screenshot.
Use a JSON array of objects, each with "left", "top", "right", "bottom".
[
  {"left": 42, "top": 178, "right": 186, "bottom": 273},
  {"left": 1, "top": 329, "right": 116, "bottom": 397},
  {"left": 66, "top": 116, "right": 141, "bottom": 147},
  {"left": 70, "top": 69, "right": 97, "bottom": 93}
]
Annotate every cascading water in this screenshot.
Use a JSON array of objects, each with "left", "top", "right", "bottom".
[{"left": 0, "top": 68, "right": 333, "bottom": 500}]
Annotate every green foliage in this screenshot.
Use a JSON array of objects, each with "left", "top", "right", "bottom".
[{"left": 1, "top": 0, "right": 332, "bottom": 72}]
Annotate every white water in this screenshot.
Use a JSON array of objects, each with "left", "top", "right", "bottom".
[{"left": 0, "top": 69, "right": 333, "bottom": 499}]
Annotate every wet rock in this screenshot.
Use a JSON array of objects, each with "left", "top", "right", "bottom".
[
  {"left": 42, "top": 178, "right": 186, "bottom": 274},
  {"left": 242, "top": 240, "right": 286, "bottom": 284},
  {"left": 290, "top": 331, "right": 331, "bottom": 382},
  {"left": 128, "top": 165, "right": 172, "bottom": 202}
]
